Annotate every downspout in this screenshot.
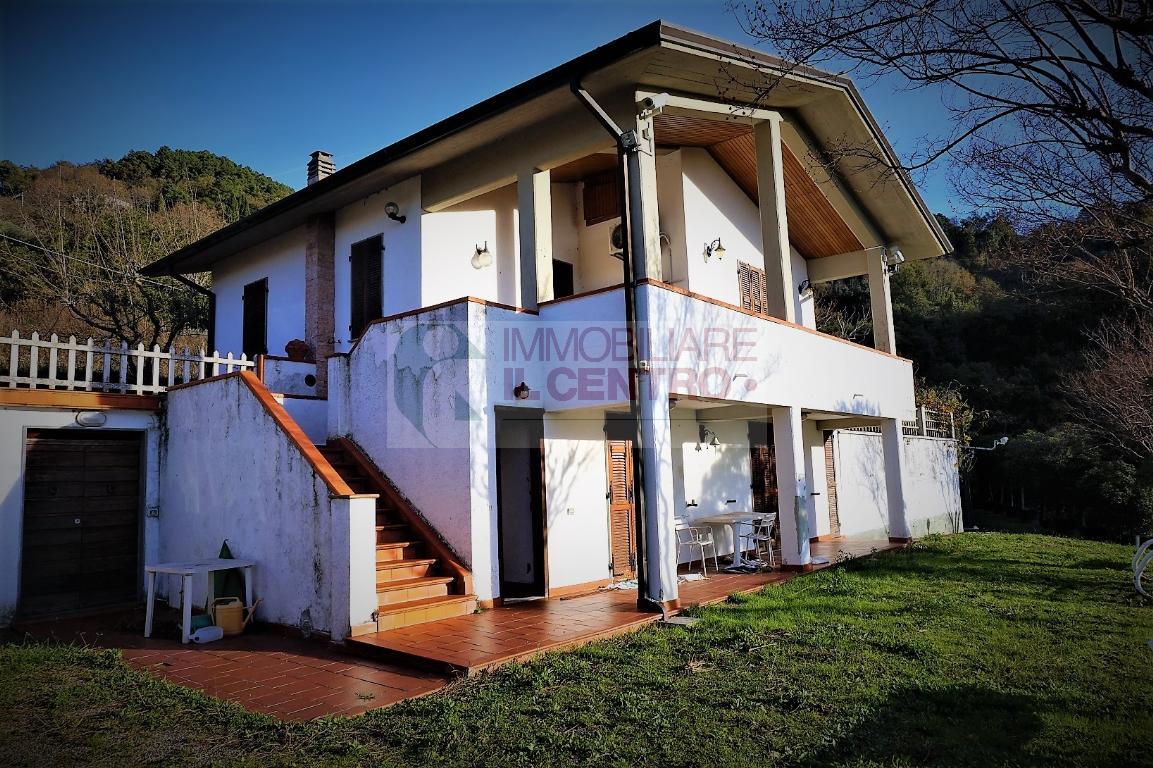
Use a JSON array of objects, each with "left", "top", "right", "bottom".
[
  {"left": 570, "top": 79, "right": 661, "bottom": 614},
  {"left": 169, "top": 272, "right": 216, "bottom": 354}
]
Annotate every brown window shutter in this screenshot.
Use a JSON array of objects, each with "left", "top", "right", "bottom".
[
  {"left": 583, "top": 171, "right": 622, "bottom": 226},
  {"left": 350, "top": 235, "right": 383, "bottom": 339},
  {"left": 737, "top": 261, "right": 768, "bottom": 315},
  {"left": 241, "top": 278, "right": 268, "bottom": 358},
  {"left": 824, "top": 432, "right": 840, "bottom": 536},
  {"left": 606, "top": 439, "right": 636, "bottom": 578}
]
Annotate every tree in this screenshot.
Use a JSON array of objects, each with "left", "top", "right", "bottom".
[
  {"left": 0, "top": 164, "right": 217, "bottom": 348},
  {"left": 734, "top": 0, "right": 1152, "bottom": 311},
  {"left": 0, "top": 149, "right": 292, "bottom": 348}
]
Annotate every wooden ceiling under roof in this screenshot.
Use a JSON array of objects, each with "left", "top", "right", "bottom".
[{"left": 653, "top": 113, "right": 863, "bottom": 260}]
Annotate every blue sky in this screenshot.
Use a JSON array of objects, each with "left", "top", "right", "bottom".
[{"left": 2, "top": 1, "right": 961, "bottom": 216}]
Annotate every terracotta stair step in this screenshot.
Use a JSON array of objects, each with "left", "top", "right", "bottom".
[
  {"left": 347, "top": 595, "right": 478, "bottom": 643},
  {"left": 376, "top": 575, "right": 454, "bottom": 605},
  {"left": 376, "top": 557, "right": 436, "bottom": 571},
  {"left": 373, "top": 593, "right": 476, "bottom": 617},
  {"left": 376, "top": 523, "right": 413, "bottom": 543},
  {"left": 375, "top": 558, "right": 438, "bottom": 582},
  {"left": 375, "top": 541, "right": 422, "bottom": 561},
  {"left": 376, "top": 575, "right": 453, "bottom": 593}
]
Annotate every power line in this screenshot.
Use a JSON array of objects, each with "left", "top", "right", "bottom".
[{"left": 0, "top": 233, "right": 193, "bottom": 290}]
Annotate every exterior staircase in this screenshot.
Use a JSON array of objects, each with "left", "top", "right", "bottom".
[{"left": 316, "top": 439, "right": 476, "bottom": 636}]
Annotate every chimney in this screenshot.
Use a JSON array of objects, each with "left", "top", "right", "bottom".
[{"left": 307, "top": 151, "right": 335, "bottom": 185}]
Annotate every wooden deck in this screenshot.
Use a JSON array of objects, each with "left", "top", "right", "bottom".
[{"left": 347, "top": 538, "right": 898, "bottom": 675}]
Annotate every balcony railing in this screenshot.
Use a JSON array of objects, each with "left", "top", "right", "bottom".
[
  {"left": 845, "top": 406, "right": 956, "bottom": 440},
  {"left": 1, "top": 330, "right": 253, "bottom": 396}
]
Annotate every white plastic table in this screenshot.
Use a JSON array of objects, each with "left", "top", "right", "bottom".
[
  {"left": 144, "top": 558, "right": 256, "bottom": 643},
  {"left": 695, "top": 512, "right": 758, "bottom": 568}
]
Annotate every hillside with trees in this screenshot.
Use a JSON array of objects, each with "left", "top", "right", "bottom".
[{"left": 0, "top": 148, "right": 292, "bottom": 348}]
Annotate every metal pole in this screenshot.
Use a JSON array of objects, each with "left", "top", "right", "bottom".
[{"left": 571, "top": 80, "right": 659, "bottom": 612}]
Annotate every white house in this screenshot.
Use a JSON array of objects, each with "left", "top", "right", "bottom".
[{"left": 0, "top": 22, "right": 960, "bottom": 639}]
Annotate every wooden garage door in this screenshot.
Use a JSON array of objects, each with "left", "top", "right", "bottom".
[{"left": 20, "top": 430, "right": 142, "bottom": 616}]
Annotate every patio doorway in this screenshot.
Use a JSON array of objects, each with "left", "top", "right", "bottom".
[
  {"left": 748, "top": 423, "right": 778, "bottom": 518},
  {"left": 495, "top": 409, "right": 547, "bottom": 599}
]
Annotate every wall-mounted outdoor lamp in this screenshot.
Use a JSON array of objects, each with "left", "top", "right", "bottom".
[
  {"left": 798, "top": 279, "right": 813, "bottom": 299},
  {"left": 696, "top": 424, "right": 721, "bottom": 451},
  {"left": 703, "top": 237, "right": 726, "bottom": 262},
  {"left": 75, "top": 411, "right": 107, "bottom": 427},
  {"left": 472, "top": 241, "right": 493, "bottom": 269},
  {"left": 513, "top": 381, "right": 531, "bottom": 400},
  {"left": 384, "top": 201, "right": 406, "bottom": 223}
]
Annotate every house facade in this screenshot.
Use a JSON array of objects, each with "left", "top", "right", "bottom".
[{"left": 0, "top": 22, "right": 960, "bottom": 638}]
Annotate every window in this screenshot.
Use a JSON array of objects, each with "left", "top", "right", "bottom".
[
  {"left": 582, "top": 171, "right": 621, "bottom": 226},
  {"left": 737, "top": 261, "right": 768, "bottom": 315},
  {"left": 552, "top": 259, "right": 574, "bottom": 299},
  {"left": 349, "top": 234, "right": 383, "bottom": 339},
  {"left": 241, "top": 278, "right": 268, "bottom": 358}
]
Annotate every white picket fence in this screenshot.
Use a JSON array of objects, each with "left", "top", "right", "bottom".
[{"left": 1, "top": 330, "right": 254, "bottom": 395}]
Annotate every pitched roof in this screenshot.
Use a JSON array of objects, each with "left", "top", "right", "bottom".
[{"left": 142, "top": 20, "right": 948, "bottom": 277}]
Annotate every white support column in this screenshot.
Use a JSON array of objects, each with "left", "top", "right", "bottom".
[
  {"left": 772, "top": 406, "right": 812, "bottom": 567},
  {"left": 637, "top": 287, "right": 678, "bottom": 607},
  {"left": 631, "top": 113, "right": 663, "bottom": 281},
  {"left": 755, "top": 118, "right": 797, "bottom": 323},
  {"left": 867, "top": 250, "right": 897, "bottom": 354},
  {"left": 517, "top": 167, "right": 553, "bottom": 309},
  {"left": 881, "top": 418, "right": 912, "bottom": 541}
]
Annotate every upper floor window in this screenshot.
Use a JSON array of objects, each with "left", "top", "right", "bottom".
[
  {"left": 242, "top": 278, "right": 268, "bottom": 358},
  {"left": 737, "top": 261, "right": 768, "bottom": 315},
  {"left": 350, "top": 234, "right": 383, "bottom": 339}
]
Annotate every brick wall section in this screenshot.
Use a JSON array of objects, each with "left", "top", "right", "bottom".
[{"left": 305, "top": 212, "right": 336, "bottom": 396}]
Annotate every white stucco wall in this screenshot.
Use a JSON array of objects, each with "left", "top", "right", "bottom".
[
  {"left": 542, "top": 410, "right": 612, "bottom": 590},
  {"left": 336, "top": 300, "right": 483, "bottom": 587},
  {"left": 645, "top": 284, "right": 915, "bottom": 418},
  {"left": 262, "top": 358, "right": 318, "bottom": 397},
  {"left": 213, "top": 226, "right": 307, "bottom": 358},
  {"left": 161, "top": 375, "right": 375, "bottom": 639},
  {"left": 832, "top": 430, "right": 963, "bottom": 539},
  {"left": 0, "top": 406, "right": 160, "bottom": 627},
  {"left": 551, "top": 182, "right": 581, "bottom": 271},
  {"left": 279, "top": 396, "right": 328, "bottom": 445},
  {"left": 681, "top": 148, "right": 760, "bottom": 308},
  {"left": 422, "top": 184, "right": 521, "bottom": 308},
  {"left": 334, "top": 176, "right": 423, "bottom": 349}
]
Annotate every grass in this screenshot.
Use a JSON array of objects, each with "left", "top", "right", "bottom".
[{"left": 2, "top": 532, "right": 1151, "bottom": 767}]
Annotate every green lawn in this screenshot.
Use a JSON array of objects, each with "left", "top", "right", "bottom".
[{"left": 2, "top": 533, "right": 1150, "bottom": 767}]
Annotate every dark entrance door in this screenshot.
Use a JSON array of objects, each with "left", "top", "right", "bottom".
[
  {"left": 605, "top": 439, "right": 636, "bottom": 580},
  {"left": 495, "top": 410, "right": 547, "bottom": 599},
  {"left": 20, "top": 430, "right": 142, "bottom": 616}
]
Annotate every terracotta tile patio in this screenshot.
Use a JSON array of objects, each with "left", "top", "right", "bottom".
[
  {"left": 16, "top": 611, "right": 447, "bottom": 721},
  {"left": 347, "top": 538, "right": 898, "bottom": 675},
  {"left": 15, "top": 538, "right": 897, "bottom": 720}
]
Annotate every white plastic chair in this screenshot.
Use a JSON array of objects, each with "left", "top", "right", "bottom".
[
  {"left": 1134, "top": 538, "right": 1153, "bottom": 597},
  {"left": 739, "top": 514, "right": 777, "bottom": 568},
  {"left": 676, "top": 519, "right": 719, "bottom": 575}
]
